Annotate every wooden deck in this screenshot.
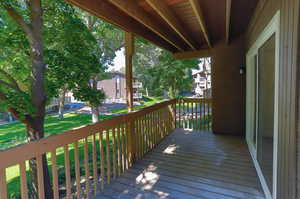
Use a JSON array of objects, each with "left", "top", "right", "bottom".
[{"left": 94, "top": 129, "right": 265, "bottom": 199}]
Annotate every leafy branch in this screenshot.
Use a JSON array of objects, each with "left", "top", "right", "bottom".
[
  {"left": 0, "top": 68, "right": 22, "bottom": 92},
  {"left": 0, "top": 1, "right": 34, "bottom": 42}
]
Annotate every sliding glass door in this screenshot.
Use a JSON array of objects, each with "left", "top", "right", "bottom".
[
  {"left": 257, "top": 35, "right": 275, "bottom": 193},
  {"left": 246, "top": 12, "right": 280, "bottom": 199}
]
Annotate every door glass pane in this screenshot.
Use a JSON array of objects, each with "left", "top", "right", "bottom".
[{"left": 257, "top": 34, "right": 275, "bottom": 193}]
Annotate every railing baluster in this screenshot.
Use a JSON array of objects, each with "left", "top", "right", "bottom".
[
  {"left": 92, "top": 134, "right": 98, "bottom": 194},
  {"left": 194, "top": 102, "right": 196, "bottom": 129},
  {"left": 143, "top": 117, "right": 146, "bottom": 154},
  {"left": 156, "top": 111, "right": 159, "bottom": 142},
  {"left": 19, "top": 161, "right": 28, "bottom": 199},
  {"left": 210, "top": 100, "right": 212, "bottom": 131},
  {"left": 105, "top": 130, "right": 111, "bottom": 184},
  {"left": 121, "top": 125, "right": 126, "bottom": 172},
  {"left": 84, "top": 138, "right": 90, "bottom": 198},
  {"left": 0, "top": 168, "right": 7, "bottom": 199},
  {"left": 126, "top": 122, "right": 132, "bottom": 167},
  {"left": 112, "top": 128, "right": 117, "bottom": 179},
  {"left": 200, "top": 100, "right": 203, "bottom": 130},
  {"left": 64, "top": 145, "right": 72, "bottom": 199},
  {"left": 74, "top": 141, "right": 81, "bottom": 198},
  {"left": 99, "top": 132, "right": 105, "bottom": 190},
  {"left": 209, "top": 100, "right": 212, "bottom": 130},
  {"left": 36, "top": 155, "right": 45, "bottom": 199},
  {"left": 197, "top": 102, "right": 200, "bottom": 130},
  {"left": 204, "top": 101, "right": 207, "bottom": 131},
  {"left": 135, "top": 119, "right": 139, "bottom": 160},
  {"left": 195, "top": 102, "right": 198, "bottom": 130},
  {"left": 183, "top": 101, "right": 186, "bottom": 129},
  {"left": 116, "top": 126, "right": 121, "bottom": 176},
  {"left": 149, "top": 113, "right": 152, "bottom": 148},
  {"left": 51, "top": 150, "right": 59, "bottom": 199},
  {"left": 143, "top": 116, "right": 147, "bottom": 152},
  {"left": 160, "top": 109, "right": 163, "bottom": 139},
  {"left": 152, "top": 112, "right": 156, "bottom": 146},
  {"left": 138, "top": 119, "right": 142, "bottom": 159}
]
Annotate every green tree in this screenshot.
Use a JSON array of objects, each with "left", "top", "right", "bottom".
[
  {"left": 0, "top": 0, "right": 108, "bottom": 197},
  {"left": 134, "top": 40, "right": 199, "bottom": 98},
  {"left": 0, "top": 1, "right": 53, "bottom": 197},
  {"left": 79, "top": 14, "right": 123, "bottom": 123},
  {"left": 45, "top": 4, "right": 106, "bottom": 120}
]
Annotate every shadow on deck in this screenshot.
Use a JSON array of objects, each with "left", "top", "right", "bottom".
[{"left": 94, "top": 129, "right": 265, "bottom": 199}]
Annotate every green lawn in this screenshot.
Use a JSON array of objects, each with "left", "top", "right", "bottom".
[
  {"left": 108, "top": 96, "right": 163, "bottom": 114},
  {"left": 1, "top": 96, "right": 163, "bottom": 198},
  {"left": 0, "top": 113, "right": 113, "bottom": 151},
  {"left": 0, "top": 96, "right": 163, "bottom": 151}
]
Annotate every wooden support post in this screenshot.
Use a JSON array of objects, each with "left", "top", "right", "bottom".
[
  {"left": 125, "top": 32, "right": 136, "bottom": 164},
  {"left": 125, "top": 32, "right": 134, "bottom": 112}
]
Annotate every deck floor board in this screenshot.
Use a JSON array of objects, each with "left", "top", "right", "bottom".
[{"left": 94, "top": 129, "right": 265, "bottom": 199}]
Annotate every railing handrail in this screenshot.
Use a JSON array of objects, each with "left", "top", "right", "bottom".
[
  {"left": 178, "top": 97, "right": 212, "bottom": 103},
  {"left": 0, "top": 98, "right": 176, "bottom": 169}
]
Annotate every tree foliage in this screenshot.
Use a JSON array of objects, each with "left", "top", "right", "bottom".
[{"left": 134, "top": 40, "right": 199, "bottom": 98}]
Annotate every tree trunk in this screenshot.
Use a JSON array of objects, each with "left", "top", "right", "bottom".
[
  {"left": 28, "top": 1, "right": 52, "bottom": 198},
  {"left": 58, "top": 89, "right": 66, "bottom": 119},
  {"left": 8, "top": 112, "right": 13, "bottom": 122},
  {"left": 91, "top": 105, "right": 100, "bottom": 123},
  {"left": 91, "top": 78, "right": 100, "bottom": 123},
  {"left": 168, "top": 87, "right": 176, "bottom": 99},
  {"left": 26, "top": 118, "right": 53, "bottom": 199}
]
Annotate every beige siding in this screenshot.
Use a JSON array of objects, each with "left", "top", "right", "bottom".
[
  {"left": 246, "top": 0, "right": 300, "bottom": 198},
  {"left": 246, "top": 0, "right": 280, "bottom": 49},
  {"left": 297, "top": 14, "right": 300, "bottom": 198}
]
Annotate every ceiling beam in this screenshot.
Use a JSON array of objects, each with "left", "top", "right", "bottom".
[
  {"left": 66, "top": 0, "right": 177, "bottom": 52},
  {"left": 145, "top": 0, "right": 198, "bottom": 50},
  {"left": 107, "top": 0, "right": 188, "bottom": 51},
  {"left": 173, "top": 49, "right": 214, "bottom": 60},
  {"left": 189, "top": 0, "right": 212, "bottom": 48},
  {"left": 226, "top": 0, "right": 232, "bottom": 44}
]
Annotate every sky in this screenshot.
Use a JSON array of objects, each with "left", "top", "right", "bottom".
[
  {"left": 108, "top": 48, "right": 125, "bottom": 71},
  {"left": 109, "top": 48, "right": 206, "bottom": 72}
]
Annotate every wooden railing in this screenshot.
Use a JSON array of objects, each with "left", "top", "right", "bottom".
[
  {"left": 0, "top": 98, "right": 211, "bottom": 199},
  {"left": 176, "top": 98, "right": 212, "bottom": 131},
  {"left": 0, "top": 99, "right": 176, "bottom": 199}
]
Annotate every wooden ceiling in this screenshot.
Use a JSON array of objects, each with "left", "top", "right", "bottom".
[{"left": 67, "top": 0, "right": 258, "bottom": 54}]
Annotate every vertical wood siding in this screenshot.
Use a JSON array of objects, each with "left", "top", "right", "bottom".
[{"left": 297, "top": 5, "right": 300, "bottom": 197}]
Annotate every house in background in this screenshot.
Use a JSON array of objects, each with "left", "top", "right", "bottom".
[
  {"left": 192, "top": 59, "right": 211, "bottom": 98},
  {"left": 97, "top": 72, "right": 143, "bottom": 103}
]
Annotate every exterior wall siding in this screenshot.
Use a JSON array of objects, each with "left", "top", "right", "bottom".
[
  {"left": 297, "top": 6, "right": 300, "bottom": 197},
  {"left": 246, "top": 0, "right": 300, "bottom": 198},
  {"left": 212, "top": 37, "right": 246, "bottom": 136}
]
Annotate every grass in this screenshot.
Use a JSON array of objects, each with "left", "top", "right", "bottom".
[
  {"left": 108, "top": 96, "right": 164, "bottom": 114},
  {"left": 1, "top": 96, "right": 163, "bottom": 198},
  {"left": 0, "top": 96, "right": 163, "bottom": 151},
  {"left": 0, "top": 113, "right": 113, "bottom": 151}
]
